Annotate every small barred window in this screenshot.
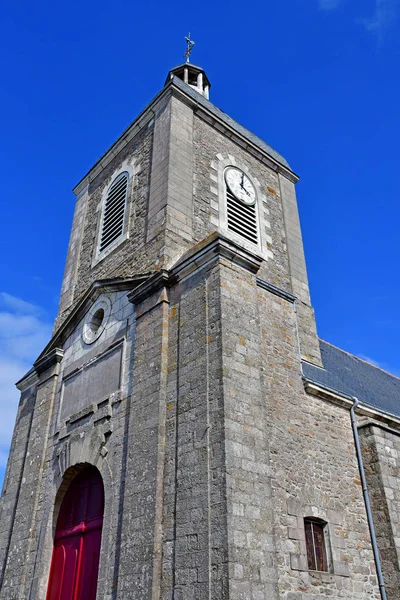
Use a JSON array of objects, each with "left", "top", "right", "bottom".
[
  {"left": 99, "top": 173, "right": 129, "bottom": 253},
  {"left": 304, "top": 518, "right": 329, "bottom": 572}
]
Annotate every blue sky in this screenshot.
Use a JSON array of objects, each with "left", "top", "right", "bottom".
[{"left": 0, "top": 0, "right": 399, "bottom": 487}]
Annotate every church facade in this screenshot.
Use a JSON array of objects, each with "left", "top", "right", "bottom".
[{"left": 0, "top": 62, "right": 399, "bottom": 600}]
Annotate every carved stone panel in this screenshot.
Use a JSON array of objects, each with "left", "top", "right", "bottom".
[{"left": 60, "top": 344, "right": 123, "bottom": 422}]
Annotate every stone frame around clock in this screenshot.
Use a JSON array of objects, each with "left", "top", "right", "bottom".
[{"left": 210, "top": 153, "right": 273, "bottom": 262}]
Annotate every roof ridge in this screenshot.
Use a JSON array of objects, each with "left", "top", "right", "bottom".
[{"left": 319, "top": 338, "right": 400, "bottom": 382}]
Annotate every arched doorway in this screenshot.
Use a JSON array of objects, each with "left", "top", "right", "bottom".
[{"left": 46, "top": 465, "right": 104, "bottom": 600}]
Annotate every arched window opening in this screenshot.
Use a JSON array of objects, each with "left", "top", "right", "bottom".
[
  {"left": 99, "top": 172, "right": 129, "bottom": 253},
  {"left": 46, "top": 466, "right": 104, "bottom": 600},
  {"left": 304, "top": 517, "right": 330, "bottom": 572}
]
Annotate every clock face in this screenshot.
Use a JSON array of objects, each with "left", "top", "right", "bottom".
[{"left": 225, "top": 167, "right": 256, "bottom": 205}]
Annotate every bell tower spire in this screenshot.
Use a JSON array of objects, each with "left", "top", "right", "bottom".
[{"left": 165, "top": 34, "right": 211, "bottom": 99}]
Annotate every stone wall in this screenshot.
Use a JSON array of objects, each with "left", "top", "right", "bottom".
[
  {"left": 55, "top": 88, "right": 321, "bottom": 365},
  {"left": 192, "top": 115, "right": 321, "bottom": 365},
  {"left": 0, "top": 359, "right": 60, "bottom": 599},
  {"left": 55, "top": 118, "right": 156, "bottom": 332},
  {"left": 161, "top": 261, "right": 228, "bottom": 600},
  {"left": 219, "top": 261, "right": 279, "bottom": 600},
  {"left": 0, "top": 289, "right": 138, "bottom": 599},
  {"left": 0, "top": 79, "right": 386, "bottom": 599},
  {"left": 116, "top": 286, "right": 169, "bottom": 598},
  {"left": 192, "top": 116, "right": 289, "bottom": 290},
  {"left": 0, "top": 239, "right": 384, "bottom": 600},
  {"left": 359, "top": 423, "right": 400, "bottom": 599},
  {"left": 205, "top": 257, "right": 379, "bottom": 599},
  {"left": 0, "top": 379, "right": 37, "bottom": 590},
  {"left": 257, "top": 287, "right": 379, "bottom": 599},
  {"left": 69, "top": 129, "right": 153, "bottom": 292}
]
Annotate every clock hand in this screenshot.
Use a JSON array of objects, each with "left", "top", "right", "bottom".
[{"left": 241, "top": 178, "right": 250, "bottom": 195}]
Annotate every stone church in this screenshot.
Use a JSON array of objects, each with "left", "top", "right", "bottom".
[{"left": 0, "top": 59, "right": 399, "bottom": 600}]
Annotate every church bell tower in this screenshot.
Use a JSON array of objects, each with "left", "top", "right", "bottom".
[{"left": 0, "top": 44, "right": 382, "bottom": 600}]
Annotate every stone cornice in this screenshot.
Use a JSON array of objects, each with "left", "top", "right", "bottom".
[
  {"left": 34, "top": 348, "right": 64, "bottom": 376},
  {"left": 357, "top": 418, "right": 400, "bottom": 438},
  {"left": 38, "top": 275, "right": 151, "bottom": 362},
  {"left": 73, "top": 77, "right": 298, "bottom": 196},
  {"left": 303, "top": 378, "right": 400, "bottom": 432},
  {"left": 37, "top": 235, "right": 260, "bottom": 364},
  {"left": 128, "top": 233, "right": 263, "bottom": 307},
  {"left": 171, "top": 232, "right": 263, "bottom": 281},
  {"left": 16, "top": 368, "right": 40, "bottom": 391},
  {"left": 128, "top": 271, "right": 170, "bottom": 307},
  {"left": 256, "top": 278, "right": 296, "bottom": 303}
]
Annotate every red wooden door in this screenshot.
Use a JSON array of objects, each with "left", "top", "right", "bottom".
[{"left": 46, "top": 466, "right": 104, "bottom": 600}]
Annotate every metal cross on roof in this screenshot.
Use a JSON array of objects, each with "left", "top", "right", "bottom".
[{"left": 184, "top": 33, "right": 195, "bottom": 63}]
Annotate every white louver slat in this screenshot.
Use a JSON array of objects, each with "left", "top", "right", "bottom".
[
  {"left": 99, "top": 174, "right": 129, "bottom": 252},
  {"left": 226, "top": 190, "right": 258, "bottom": 245}
]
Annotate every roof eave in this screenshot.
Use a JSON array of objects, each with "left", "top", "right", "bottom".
[{"left": 303, "top": 377, "right": 400, "bottom": 432}]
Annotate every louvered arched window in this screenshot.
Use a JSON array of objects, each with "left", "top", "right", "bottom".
[
  {"left": 224, "top": 166, "right": 259, "bottom": 246},
  {"left": 99, "top": 172, "right": 129, "bottom": 253},
  {"left": 226, "top": 187, "right": 258, "bottom": 245}
]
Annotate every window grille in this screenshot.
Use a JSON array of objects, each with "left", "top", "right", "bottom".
[
  {"left": 304, "top": 518, "right": 329, "bottom": 572},
  {"left": 99, "top": 173, "right": 129, "bottom": 253},
  {"left": 226, "top": 188, "right": 258, "bottom": 245}
]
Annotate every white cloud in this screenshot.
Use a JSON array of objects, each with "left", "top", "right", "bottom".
[
  {"left": 361, "top": 0, "right": 399, "bottom": 41},
  {"left": 358, "top": 354, "right": 400, "bottom": 378},
  {"left": 0, "top": 293, "right": 42, "bottom": 315},
  {"left": 0, "top": 314, "right": 51, "bottom": 360},
  {"left": 318, "top": 0, "right": 342, "bottom": 9},
  {"left": 317, "top": 0, "right": 399, "bottom": 40},
  {"left": 357, "top": 354, "right": 384, "bottom": 369},
  {"left": 0, "top": 294, "right": 52, "bottom": 471}
]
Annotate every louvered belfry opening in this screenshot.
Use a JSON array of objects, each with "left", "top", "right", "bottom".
[
  {"left": 99, "top": 173, "right": 129, "bottom": 252},
  {"left": 226, "top": 188, "right": 258, "bottom": 245}
]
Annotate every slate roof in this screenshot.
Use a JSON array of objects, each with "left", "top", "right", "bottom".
[
  {"left": 74, "top": 71, "right": 294, "bottom": 194},
  {"left": 171, "top": 76, "right": 292, "bottom": 171},
  {"left": 302, "top": 340, "right": 400, "bottom": 419}
]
